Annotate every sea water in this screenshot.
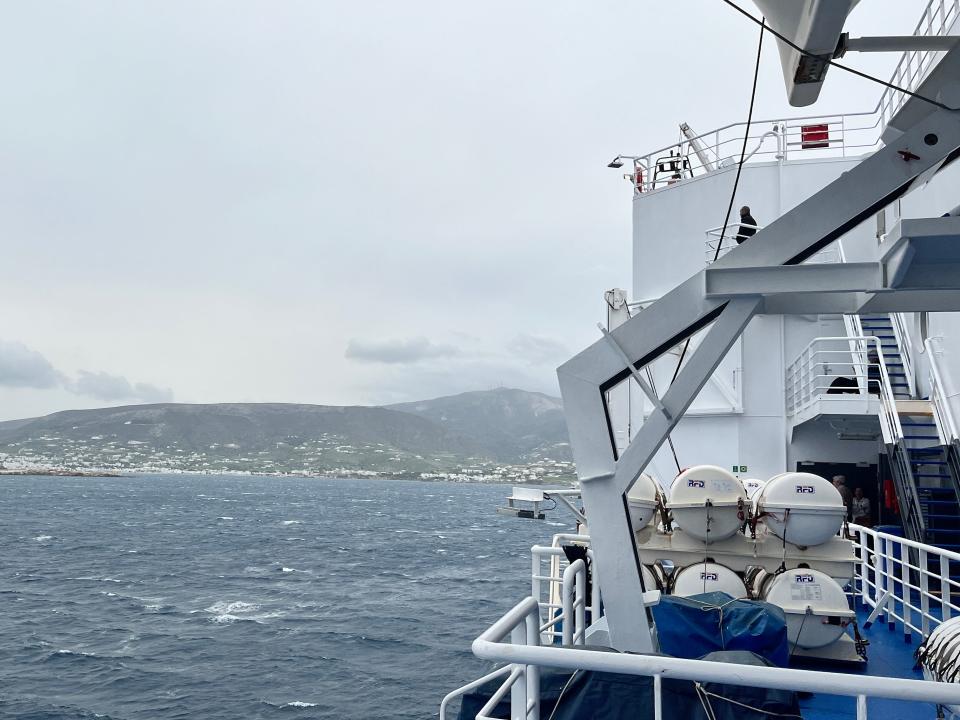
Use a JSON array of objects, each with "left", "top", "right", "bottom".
[{"left": 0, "top": 474, "right": 574, "bottom": 719}]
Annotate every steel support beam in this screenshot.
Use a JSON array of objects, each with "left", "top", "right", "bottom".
[
  {"left": 558, "top": 103, "right": 960, "bottom": 651},
  {"left": 705, "top": 262, "right": 882, "bottom": 297}
]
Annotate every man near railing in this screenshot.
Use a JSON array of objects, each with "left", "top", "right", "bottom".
[{"left": 735, "top": 205, "right": 758, "bottom": 244}]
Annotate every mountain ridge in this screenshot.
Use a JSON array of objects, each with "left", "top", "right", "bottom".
[{"left": 0, "top": 389, "right": 573, "bottom": 481}]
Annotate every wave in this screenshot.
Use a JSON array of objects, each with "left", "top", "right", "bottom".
[
  {"left": 200, "top": 600, "right": 284, "bottom": 624},
  {"left": 217, "top": 516, "right": 235, "bottom": 521},
  {"left": 281, "top": 701, "right": 317, "bottom": 708},
  {"left": 34, "top": 535, "right": 53, "bottom": 541},
  {"left": 204, "top": 600, "right": 260, "bottom": 615},
  {"left": 281, "top": 520, "right": 301, "bottom": 525}
]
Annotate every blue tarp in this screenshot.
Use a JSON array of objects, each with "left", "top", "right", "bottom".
[{"left": 651, "top": 591, "right": 790, "bottom": 667}]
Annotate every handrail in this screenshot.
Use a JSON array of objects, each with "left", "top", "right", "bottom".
[
  {"left": 890, "top": 312, "right": 917, "bottom": 398},
  {"left": 704, "top": 222, "right": 761, "bottom": 264},
  {"left": 531, "top": 542, "right": 599, "bottom": 644},
  {"left": 450, "top": 521, "right": 960, "bottom": 719},
  {"left": 440, "top": 666, "right": 513, "bottom": 720},
  {"left": 622, "top": 0, "right": 960, "bottom": 194},
  {"left": 926, "top": 336, "right": 960, "bottom": 443},
  {"left": 471, "top": 599, "right": 960, "bottom": 717},
  {"left": 785, "top": 333, "right": 926, "bottom": 540}
]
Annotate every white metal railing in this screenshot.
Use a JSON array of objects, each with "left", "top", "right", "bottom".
[
  {"left": 624, "top": 0, "right": 960, "bottom": 195},
  {"left": 878, "top": 0, "right": 960, "bottom": 127},
  {"left": 452, "top": 526, "right": 960, "bottom": 720},
  {"left": 704, "top": 222, "right": 761, "bottom": 263},
  {"left": 531, "top": 537, "right": 599, "bottom": 645},
  {"left": 927, "top": 336, "right": 960, "bottom": 444},
  {"left": 441, "top": 551, "right": 590, "bottom": 720},
  {"left": 469, "top": 595, "right": 960, "bottom": 720},
  {"left": 705, "top": 224, "right": 845, "bottom": 265},
  {"left": 785, "top": 335, "right": 899, "bottom": 440},
  {"left": 851, "top": 523, "right": 960, "bottom": 642}
]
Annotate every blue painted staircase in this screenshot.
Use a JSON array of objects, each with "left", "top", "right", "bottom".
[{"left": 859, "top": 315, "right": 960, "bottom": 557}]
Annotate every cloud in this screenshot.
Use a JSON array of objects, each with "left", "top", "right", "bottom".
[
  {"left": 0, "top": 340, "right": 62, "bottom": 389},
  {"left": 508, "top": 334, "right": 569, "bottom": 365},
  {"left": 0, "top": 339, "right": 173, "bottom": 405},
  {"left": 69, "top": 370, "right": 173, "bottom": 403},
  {"left": 345, "top": 336, "right": 460, "bottom": 365}
]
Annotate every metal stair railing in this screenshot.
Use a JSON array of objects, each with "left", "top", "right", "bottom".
[
  {"left": 926, "top": 336, "right": 960, "bottom": 444},
  {"left": 797, "top": 321, "right": 927, "bottom": 542},
  {"left": 890, "top": 313, "right": 917, "bottom": 398},
  {"left": 924, "top": 337, "right": 960, "bottom": 512}
]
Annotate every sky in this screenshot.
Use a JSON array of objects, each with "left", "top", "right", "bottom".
[{"left": 0, "top": 0, "right": 929, "bottom": 419}]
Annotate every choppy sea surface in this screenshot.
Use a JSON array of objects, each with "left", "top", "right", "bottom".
[{"left": 0, "top": 475, "right": 574, "bottom": 719}]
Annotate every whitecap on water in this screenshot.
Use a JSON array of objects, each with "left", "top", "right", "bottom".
[
  {"left": 281, "top": 520, "right": 301, "bottom": 526},
  {"left": 281, "top": 701, "right": 317, "bottom": 708},
  {"left": 34, "top": 535, "right": 52, "bottom": 542},
  {"left": 204, "top": 600, "right": 260, "bottom": 615},
  {"left": 217, "top": 516, "right": 234, "bottom": 521}
]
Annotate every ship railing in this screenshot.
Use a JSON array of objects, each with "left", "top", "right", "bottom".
[
  {"left": 850, "top": 522, "right": 960, "bottom": 641},
  {"left": 704, "top": 224, "right": 843, "bottom": 265},
  {"left": 464, "top": 594, "right": 960, "bottom": 720},
  {"left": 877, "top": 0, "right": 960, "bottom": 128},
  {"left": 703, "top": 222, "right": 760, "bottom": 263},
  {"left": 891, "top": 312, "right": 917, "bottom": 398},
  {"left": 531, "top": 538, "right": 598, "bottom": 644},
  {"left": 926, "top": 336, "right": 960, "bottom": 444},
  {"left": 624, "top": 0, "right": 960, "bottom": 195},
  {"left": 785, "top": 336, "right": 897, "bottom": 437},
  {"left": 786, "top": 335, "right": 926, "bottom": 540},
  {"left": 440, "top": 555, "right": 591, "bottom": 720}
]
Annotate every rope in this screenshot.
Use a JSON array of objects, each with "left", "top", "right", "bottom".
[{"left": 696, "top": 682, "right": 805, "bottom": 719}]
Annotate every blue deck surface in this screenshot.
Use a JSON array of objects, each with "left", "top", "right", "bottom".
[{"left": 797, "top": 601, "right": 934, "bottom": 720}]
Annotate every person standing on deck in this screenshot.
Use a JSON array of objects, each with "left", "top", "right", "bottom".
[
  {"left": 833, "top": 475, "right": 852, "bottom": 520},
  {"left": 735, "top": 205, "right": 758, "bottom": 244},
  {"left": 852, "top": 487, "right": 871, "bottom": 526}
]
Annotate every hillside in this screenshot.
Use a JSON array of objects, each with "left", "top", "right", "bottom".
[
  {"left": 388, "top": 388, "right": 568, "bottom": 462},
  {"left": 0, "top": 389, "right": 573, "bottom": 481}
]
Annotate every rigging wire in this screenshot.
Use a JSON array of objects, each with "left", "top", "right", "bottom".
[
  {"left": 719, "top": 0, "right": 956, "bottom": 111},
  {"left": 713, "top": 14, "right": 765, "bottom": 262}
]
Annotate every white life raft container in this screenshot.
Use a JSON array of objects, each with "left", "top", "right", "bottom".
[
  {"left": 668, "top": 466, "right": 746, "bottom": 543},
  {"left": 755, "top": 472, "right": 846, "bottom": 548},
  {"left": 754, "top": 568, "right": 854, "bottom": 648},
  {"left": 627, "top": 473, "right": 663, "bottom": 530},
  {"left": 670, "top": 561, "right": 747, "bottom": 599},
  {"left": 742, "top": 478, "right": 767, "bottom": 501}
]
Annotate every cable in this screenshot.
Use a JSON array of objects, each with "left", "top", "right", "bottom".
[
  {"left": 714, "top": 14, "right": 765, "bottom": 261},
  {"left": 719, "top": 0, "right": 955, "bottom": 112}
]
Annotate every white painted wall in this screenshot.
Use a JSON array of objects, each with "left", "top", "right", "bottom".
[{"left": 628, "top": 154, "right": 890, "bottom": 479}]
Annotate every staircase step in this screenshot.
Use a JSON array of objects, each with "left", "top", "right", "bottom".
[{"left": 915, "top": 473, "right": 952, "bottom": 479}]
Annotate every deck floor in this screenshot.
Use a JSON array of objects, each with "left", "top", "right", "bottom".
[{"left": 798, "top": 602, "right": 935, "bottom": 720}]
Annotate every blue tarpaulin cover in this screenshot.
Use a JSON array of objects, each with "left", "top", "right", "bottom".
[{"left": 651, "top": 591, "right": 790, "bottom": 667}]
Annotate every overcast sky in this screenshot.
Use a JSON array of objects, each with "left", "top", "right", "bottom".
[{"left": 0, "top": 0, "right": 926, "bottom": 419}]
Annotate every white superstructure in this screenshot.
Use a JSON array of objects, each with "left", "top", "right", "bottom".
[{"left": 442, "top": 3, "right": 960, "bottom": 718}]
